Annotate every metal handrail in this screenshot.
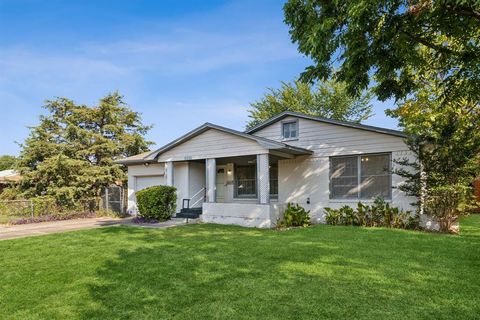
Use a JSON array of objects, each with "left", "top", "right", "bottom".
[
  {"left": 182, "top": 187, "right": 206, "bottom": 209},
  {"left": 191, "top": 187, "right": 206, "bottom": 201}
]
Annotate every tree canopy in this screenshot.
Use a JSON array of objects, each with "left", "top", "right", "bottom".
[
  {"left": 284, "top": 0, "right": 480, "bottom": 102},
  {"left": 387, "top": 72, "right": 480, "bottom": 231},
  {"left": 0, "top": 155, "right": 17, "bottom": 171},
  {"left": 284, "top": 1, "right": 480, "bottom": 228},
  {"left": 17, "top": 93, "right": 152, "bottom": 206},
  {"left": 246, "top": 80, "right": 372, "bottom": 129}
]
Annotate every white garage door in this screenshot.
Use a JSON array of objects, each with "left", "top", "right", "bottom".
[{"left": 135, "top": 175, "right": 165, "bottom": 192}]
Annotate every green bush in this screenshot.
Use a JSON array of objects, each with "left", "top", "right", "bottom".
[
  {"left": 278, "top": 203, "right": 311, "bottom": 228},
  {"left": 324, "top": 198, "right": 420, "bottom": 230},
  {"left": 31, "top": 196, "right": 58, "bottom": 216},
  {"left": 136, "top": 186, "right": 177, "bottom": 221},
  {"left": 325, "top": 205, "right": 358, "bottom": 226}
]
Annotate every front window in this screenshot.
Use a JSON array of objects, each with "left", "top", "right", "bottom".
[
  {"left": 234, "top": 165, "right": 257, "bottom": 198},
  {"left": 330, "top": 153, "right": 391, "bottom": 199},
  {"left": 282, "top": 121, "right": 298, "bottom": 139}
]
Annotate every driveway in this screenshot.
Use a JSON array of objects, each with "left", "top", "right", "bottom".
[{"left": 0, "top": 217, "right": 193, "bottom": 241}]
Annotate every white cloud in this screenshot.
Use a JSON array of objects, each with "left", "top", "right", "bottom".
[{"left": 78, "top": 28, "right": 299, "bottom": 74}]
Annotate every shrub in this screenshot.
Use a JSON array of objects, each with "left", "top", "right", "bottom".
[
  {"left": 278, "top": 203, "right": 311, "bottom": 228},
  {"left": 324, "top": 198, "right": 420, "bottom": 230},
  {"left": 0, "top": 186, "right": 19, "bottom": 200},
  {"left": 31, "top": 196, "right": 58, "bottom": 216},
  {"left": 136, "top": 186, "right": 177, "bottom": 221},
  {"left": 424, "top": 184, "right": 477, "bottom": 233}
]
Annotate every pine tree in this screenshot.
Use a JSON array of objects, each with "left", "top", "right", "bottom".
[{"left": 17, "top": 92, "right": 152, "bottom": 207}]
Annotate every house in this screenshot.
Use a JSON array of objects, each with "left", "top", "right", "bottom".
[{"left": 116, "top": 111, "right": 417, "bottom": 228}]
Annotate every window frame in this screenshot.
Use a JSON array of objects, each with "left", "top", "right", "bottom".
[
  {"left": 233, "top": 164, "right": 258, "bottom": 199},
  {"left": 281, "top": 119, "right": 299, "bottom": 141},
  {"left": 329, "top": 153, "right": 392, "bottom": 200}
]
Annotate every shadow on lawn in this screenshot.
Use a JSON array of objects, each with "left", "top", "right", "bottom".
[{"left": 81, "top": 223, "right": 480, "bottom": 319}]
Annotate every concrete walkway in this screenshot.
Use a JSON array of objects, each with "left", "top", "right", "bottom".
[{"left": 0, "top": 217, "right": 194, "bottom": 241}]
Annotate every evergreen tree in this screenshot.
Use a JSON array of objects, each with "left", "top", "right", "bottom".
[{"left": 17, "top": 92, "right": 152, "bottom": 207}]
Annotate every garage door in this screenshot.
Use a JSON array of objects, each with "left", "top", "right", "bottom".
[{"left": 135, "top": 175, "right": 165, "bottom": 192}]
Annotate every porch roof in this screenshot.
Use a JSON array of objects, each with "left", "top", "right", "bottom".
[{"left": 115, "top": 123, "right": 312, "bottom": 165}]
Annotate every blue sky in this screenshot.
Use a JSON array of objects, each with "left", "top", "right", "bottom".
[{"left": 0, "top": 0, "right": 398, "bottom": 156}]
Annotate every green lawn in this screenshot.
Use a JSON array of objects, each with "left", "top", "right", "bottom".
[{"left": 1, "top": 217, "right": 479, "bottom": 320}]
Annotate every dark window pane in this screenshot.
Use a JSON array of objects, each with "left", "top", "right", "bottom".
[
  {"left": 235, "top": 164, "right": 256, "bottom": 197},
  {"left": 282, "top": 122, "right": 297, "bottom": 139},
  {"left": 269, "top": 163, "right": 278, "bottom": 197}
]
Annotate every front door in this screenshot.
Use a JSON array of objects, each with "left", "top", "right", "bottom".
[{"left": 216, "top": 166, "right": 226, "bottom": 202}]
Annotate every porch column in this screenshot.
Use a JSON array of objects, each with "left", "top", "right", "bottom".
[
  {"left": 206, "top": 158, "right": 216, "bottom": 203},
  {"left": 165, "top": 161, "right": 174, "bottom": 186},
  {"left": 257, "top": 154, "right": 270, "bottom": 204}
]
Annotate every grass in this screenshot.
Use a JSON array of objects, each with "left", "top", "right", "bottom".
[{"left": 1, "top": 216, "right": 479, "bottom": 319}]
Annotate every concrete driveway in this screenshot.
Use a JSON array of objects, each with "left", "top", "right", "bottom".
[
  {"left": 0, "top": 217, "right": 129, "bottom": 241},
  {"left": 0, "top": 217, "right": 194, "bottom": 241}
]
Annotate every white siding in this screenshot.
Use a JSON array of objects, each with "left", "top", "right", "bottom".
[
  {"left": 157, "top": 128, "right": 267, "bottom": 162},
  {"left": 173, "top": 162, "right": 189, "bottom": 211},
  {"left": 254, "top": 116, "right": 416, "bottom": 222},
  {"left": 253, "top": 116, "right": 407, "bottom": 156},
  {"left": 188, "top": 162, "right": 206, "bottom": 207}
]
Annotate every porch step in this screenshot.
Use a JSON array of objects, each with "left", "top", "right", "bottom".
[{"left": 176, "top": 207, "right": 202, "bottom": 219}]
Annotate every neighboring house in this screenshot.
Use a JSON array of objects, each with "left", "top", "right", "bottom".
[
  {"left": 0, "top": 169, "right": 21, "bottom": 194},
  {"left": 116, "top": 111, "right": 417, "bottom": 228}
]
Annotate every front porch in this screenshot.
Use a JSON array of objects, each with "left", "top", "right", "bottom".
[{"left": 171, "top": 154, "right": 284, "bottom": 227}]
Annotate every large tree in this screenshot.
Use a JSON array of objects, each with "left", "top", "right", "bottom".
[
  {"left": 284, "top": 0, "right": 480, "bottom": 102},
  {"left": 387, "top": 73, "right": 480, "bottom": 231},
  {"left": 17, "top": 93, "right": 152, "bottom": 207},
  {"left": 246, "top": 79, "right": 372, "bottom": 129},
  {"left": 284, "top": 0, "right": 480, "bottom": 229}
]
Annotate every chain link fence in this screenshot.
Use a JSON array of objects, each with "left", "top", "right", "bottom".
[
  {"left": 0, "top": 200, "right": 34, "bottom": 224},
  {"left": 0, "top": 186, "right": 126, "bottom": 225},
  {"left": 100, "top": 185, "right": 125, "bottom": 214}
]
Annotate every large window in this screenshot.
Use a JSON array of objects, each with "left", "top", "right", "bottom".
[
  {"left": 234, "top": 165, "right": 256, "bottom": 198},
  {"left": 282, "top": 121, "right": 298, "bottom": 140},
  {"left": 330, "top": 153, "right": 391, "bottom": 199}
]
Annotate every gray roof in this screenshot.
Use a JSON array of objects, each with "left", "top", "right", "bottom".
[
  {"left": 113, "top": 151, "right": 154, "bottom": 165},
  {"left": 115, "top": 122, "right": 312, "bottom": 165},
  {"left": 245, "top": 111, "right": 408, "bottom": 138}
]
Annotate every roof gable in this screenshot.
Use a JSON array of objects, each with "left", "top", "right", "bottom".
[
  {"left": 245, "top": 111, "right": 408, "bottom": 138},
  {"left": 115, "top": 122, "right": 312, "bottom": 164}
]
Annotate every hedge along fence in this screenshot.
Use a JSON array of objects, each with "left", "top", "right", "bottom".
[
  {"left": 136, "top": 186, "right": 177, "bottom": 221},
  {"left": 0, "top": 196, "right": 100, "bottom": 225}
]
